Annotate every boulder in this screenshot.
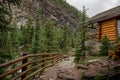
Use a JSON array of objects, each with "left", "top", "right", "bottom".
[{"left": 82, "top": 59, "right": 120, "bottom": 80}]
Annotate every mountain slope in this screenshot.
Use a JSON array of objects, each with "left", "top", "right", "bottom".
[{"left": 11, "top": 0, "right": 82, "bottom": 28}]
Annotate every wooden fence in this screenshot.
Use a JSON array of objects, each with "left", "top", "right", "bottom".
[{"left": 0, "top": 53, "right": 63, "bottom": 80}]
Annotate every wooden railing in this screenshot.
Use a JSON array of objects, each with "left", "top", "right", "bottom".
[{"left": 0, "top": 53, "right": 63, "bottom": 80}]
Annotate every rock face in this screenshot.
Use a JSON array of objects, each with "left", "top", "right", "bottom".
[{"left": 11, "top": 0, "right": 81, "bottom": 29}]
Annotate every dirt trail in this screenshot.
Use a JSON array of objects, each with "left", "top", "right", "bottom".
[
  {"left": 40, "top": 56, "right": 120, "bottom": 80},
  {"left": 40, "top": 56, "right": 81, "bottom": 80}
]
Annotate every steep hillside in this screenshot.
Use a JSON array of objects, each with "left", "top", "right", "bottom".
[{"left": 11, "top": 0, "right": 82, "bottom": 28}]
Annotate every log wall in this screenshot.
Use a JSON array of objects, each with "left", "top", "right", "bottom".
[{"left": 96, "top": 19, "right": 117, "bottom": 41}]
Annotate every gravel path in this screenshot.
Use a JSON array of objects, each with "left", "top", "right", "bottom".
[
  {"left": 40, "top": 56, "right": 81, "bottom": 80},
  {"left": 57, "top": 57, "right": 75, "bottom": 68}
]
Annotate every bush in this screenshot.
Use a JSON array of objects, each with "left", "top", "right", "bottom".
[
  {"left": 108, "top": 42, "right": 120, "bottom": 60},
  {"left": 114, "top": 42, "right": 120, "bottom": 58},
  {"left": 98, "top": 35, "right": 109, "bottom": 56},
  {"left": 115, "top": 37, "right": 120, "bottom": 43},
  {"left": 108, "top": 50, "right": 115, "bottom": 58}
]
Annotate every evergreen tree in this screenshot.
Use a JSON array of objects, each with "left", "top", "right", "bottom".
[
  {"left": 54, "top": 27, "right": 62, "bottom": 52},
  {"left": 115, "top": 37, "right": 120, "bottom": 43},
  {"left": 26, "top": 17, "right": 34, "bottom": 46},
  {"left": 0, "top": 0, "right": 21, "bottom": 32},
  {"left": 20, "top": 24, "right": 28, "bottom": 50},
  {"left": 52, "top": 26, "right": 60, "bottom": 52},
  {"left": 71, "top": 29, "right": 79, "bottom": 48},
  {"left": 74, "top": 6, "right": 88, "bottom": 63},
  {"left": 30, "top": 11, "right": 41, "bottom": 54},
  {"left": 60, "top": 24, "right": 70, "bottom": 54},
  {"left": 98, "top": 35, "right": 109, "bottom": 56},
  {"left": 44, "top": 19, "right": 57, "bottom": 53},
  {"left": 0, "top": 1, "right": 21, "bottom": 79},
  {"left": 39, "top": 26, "right": 46, "bottom": 52}
]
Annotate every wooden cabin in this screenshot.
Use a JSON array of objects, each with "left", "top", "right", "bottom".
[{"left": 88, "top": 6, "right": 120, "bottom": 41}]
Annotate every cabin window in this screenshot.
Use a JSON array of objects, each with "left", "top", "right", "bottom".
[{"left": 117, "top": 19, "right": 120, "bottom": 36}]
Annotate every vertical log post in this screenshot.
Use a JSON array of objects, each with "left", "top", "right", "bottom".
[
  {"left": 50, "top": 54, "right": 53, "bottom": 64},
  {"left": 21, "top": 53, "right": 28, "bottom": 79},
  {"left": 53, "top": 54, "right": 57, "bottom": 63},
  {"left": 41, "top": 55, "right": 45, "bottom": 68},
  {"left": 40, "top": 54, "right": 46, "bottom": 74},
  {"left": 52, "top": 54, "right": 55, "bottom": 63}
]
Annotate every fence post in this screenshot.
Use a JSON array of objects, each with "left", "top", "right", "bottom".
[
  {"left": 53, "top": 54, "right": 56, "bottom": 63},
  {"left": 41, "top": 55, "right": 44, "bottom": 68},
  {"left": 21, "top": 53, "right": 28, "bottom": 79}
]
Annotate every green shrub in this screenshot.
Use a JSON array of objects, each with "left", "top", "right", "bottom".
[
  {"left": 98, "top": 35, "right": 109, "bottom": 56},
  {"left": 94, "top": 74, "right": 101, "bottom": 80},
  {"left": 115, "top": 37, "right": 120, "bottom": 43}
]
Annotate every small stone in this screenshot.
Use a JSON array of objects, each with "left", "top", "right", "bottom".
[{"left": 49, "top": 79, "right": 54, "bottom": 80}]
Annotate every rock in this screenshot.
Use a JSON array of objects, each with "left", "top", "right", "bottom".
[
  {"left": 76, "top": 64, "right": 88, "bottom": 70},
  {"left": 11, "top": 0, "right": 81, "bottom": 29},
  {"left": 87, "top": 59, "right": 100, "bottom": 63},
  {"left": 82, "top": 58, "right": 120, "bottom": 80},
  {"left": 85, "top": 40, "right": 100, "bottom": 56},
  {"left": 40, "top": 75, "right": 46, "bottom": 80},
  {"left": 63, "top": 55, "right": 69, "bottom": 58},
  {"left": 49, "top": 79, "right": 55, "bottom": 80},
  {"left": 113, "top": 65, "right": 120, "bottom": 72},
  {"left": 57, "top": 69, "right": 80, "bottom": 80}
]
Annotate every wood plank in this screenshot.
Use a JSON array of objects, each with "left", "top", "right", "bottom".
[
  {"left": 97, "top": 18, "right": 117, "bottom": 41},
  {"left": 101, "top": 31, "right": 116, "bottom": 34},
  {"left": 101, "top": 19, "right": 116, "bottom": 24},
  {"left": 101, "top": 29, "right": 116, "bottom": 32},
  {"left": 101, "top": 26, "right": 115, "bottom": 30},
  {"left": 102, "top": 36, "right": 116, "bottom": 38},
  {"left": 101, "top": 34, "right": 116, "bottom": 37},
  {"left": 101, "top": 22, "right": 115, "bottom": 26}
]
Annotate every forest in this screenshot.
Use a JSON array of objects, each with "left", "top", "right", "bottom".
[{"left": 0, "top": 0, "right": 120, "bottom": 80}]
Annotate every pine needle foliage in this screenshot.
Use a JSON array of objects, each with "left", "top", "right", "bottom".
[
  {"left": 98, "top": 35, "right": 110, "bottom": 56},
  {"left": 30, "top": 11, "right": 41, "bottom": 54},
  {"left": 44, "top": 19, "right": 57, "bottom": 53},
  {"left": 61, "top": 24, "right": 70, "bottom": 54},
  {"left": 74, "top": 6, "right": 88, "bottom": 63},
  {"left": 0, "top": 0, "right": 21, "bottom": 79}
]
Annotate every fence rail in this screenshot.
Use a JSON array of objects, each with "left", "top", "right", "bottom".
[{"left": 0, "top": 53, "right": 63, "bottom": 80}]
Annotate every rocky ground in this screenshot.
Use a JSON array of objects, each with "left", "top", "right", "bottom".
[
  {"left": 40, "top": 56, "right": 120, "bottom": 80},
  {"left": 40, "top": 56, "right": 81, "bottom": 80},
  {"left": 78, "top": 57, "right": 120, "bottom": 80}
]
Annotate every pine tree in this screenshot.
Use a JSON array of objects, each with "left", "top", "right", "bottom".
[
  {"left": 30, "top": 11, "right": 41, "bottom": 54},
  {"left": 71, "top": 29, "right": 79, "bottom": 48},
  {"left": 98, "top": 35, "right": 109, "bottom": 56},
  {"left": 74, "top": 6, "right": 88, "bottom": 63},
  {"left": 20, "top": 24, "right": 28, "bottom": 51},
  {"left": 44, "top": 19, "right": 57, "bottom": 53},
  {"left": 26, "top": 17, "right": 34, "bottom": 46},
  {"left": 0, "top": 1, "right": 21, "bottom": 78},
  {"left": 115, "top": 37, "right": 120, "bottom": 43},
  {"left": 0, "top": 0, "right": 21, "bottom": 35},
  {"left": 39, "top": 26, "right": 46, "bottom": 53},
  {"left": 60, "top": 24, "right": 70, "bottom": 54}
]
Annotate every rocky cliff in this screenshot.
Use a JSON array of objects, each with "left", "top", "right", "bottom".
[{"left": 11, "top": 0, "right": 81, "bottom": 29}]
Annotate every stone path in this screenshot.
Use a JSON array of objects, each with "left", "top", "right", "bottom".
[
  {"left": 40, "top": 56, "right": 120, "bottom": 80},
  {"left": 40, "top": 56, "right": 81, "bottom": 80}
]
